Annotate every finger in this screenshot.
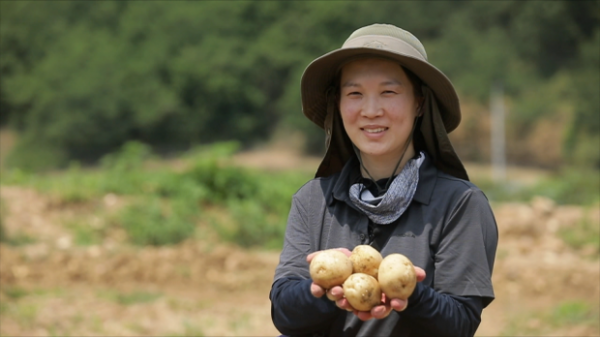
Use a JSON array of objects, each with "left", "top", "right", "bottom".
[
  {"left": 336, "top": 298, "right": 354, "bottom": 312},
  {"left": 414, "top": 266, "right": 426, "bottom": 282},
  {"left": 371, "top": 303, "right": 393, "bottom": 320},
  {"left": 390, "top": 298, "right": 408, "bottom": 312},
  {"left": 356, "top": 310, "right": 374, "bottom": 321},
  {"left": 327, "top": 286, "right": 344, "bottom": 301},
  {"left": 310, "top": 282, "right": 325, "bottom": 298},
  {"left": 330, "top": 285, "right": 344, "bottom": 297},
  {"left": 334, "top": 247, "right": 352, "bottom": 257},
  {"left": 307, "top": 248, "right": 351, "bottom": 262},
  {"left": 306, "top": 251, "right": 320, "bottom": 263}
]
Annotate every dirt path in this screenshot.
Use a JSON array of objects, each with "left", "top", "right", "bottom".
[{"left": 1, "top": 185, "right": 599, "bottom": 336}]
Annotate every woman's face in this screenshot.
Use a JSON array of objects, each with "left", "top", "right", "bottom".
[{"left": 339, "top": 58, "right": 420, "bottom": 164}]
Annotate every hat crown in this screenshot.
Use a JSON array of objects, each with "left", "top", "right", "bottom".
[{"left": 344, "top": 24, "right": 428, "bottom": 60}]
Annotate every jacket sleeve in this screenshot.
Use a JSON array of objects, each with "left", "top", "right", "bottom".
[
  {"left": 434, "top": 186, "right": 498, "bottom": 304},
  {"left": 270, "top": 277, "right": 340, "bottom": 335},
  {"left": 400, "top": 283, "right": 483, "bottom": 336},
  {"left": 270, "top": 192, "right": 340, "bottom": 335},
  {"left": 399, "top": 185, "right": 497, "bottom": 336}
]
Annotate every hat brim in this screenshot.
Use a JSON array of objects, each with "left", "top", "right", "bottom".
[{"left": 301, "top": 47, "right": 461, "bottom": 133}]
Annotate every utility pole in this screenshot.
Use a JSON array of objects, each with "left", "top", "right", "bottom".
[{"left": 490, "top": 82, "right": 506, "bottom": 183}]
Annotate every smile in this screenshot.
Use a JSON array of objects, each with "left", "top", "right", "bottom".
[{"left": 362, "top": 127, "right": 388, "bottom": 133}]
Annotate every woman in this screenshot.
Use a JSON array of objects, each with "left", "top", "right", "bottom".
[{"left": 270, "top": 23, "right": 498, "bottom": 336}]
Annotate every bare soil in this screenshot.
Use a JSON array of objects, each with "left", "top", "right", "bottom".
[{"left": 1, "top": 158, "right": 599, "bottom": 336}]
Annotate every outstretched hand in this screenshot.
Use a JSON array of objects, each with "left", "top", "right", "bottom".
[{"left": 307, "top": 249, "right": 426, "bottom": 321}]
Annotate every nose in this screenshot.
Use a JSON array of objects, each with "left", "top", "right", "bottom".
[{"left": 361, "top": 96, "right": 383, "bottom": 118}]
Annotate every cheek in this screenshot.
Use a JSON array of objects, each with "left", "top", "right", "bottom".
[
  {"left": 339, "top": 100, "right": 359, "bottom": 123},
  {"left": 388, "top": 101, "right": 418, "bottom": 121}
]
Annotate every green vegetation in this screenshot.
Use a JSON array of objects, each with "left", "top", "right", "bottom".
[
  {"left": 0, "top": 1, "right": 598, "bottom": 171},
  {"left": 173, "top": 322, "right": 206, "bottom": 337},
  {"left": 118, "top": 196, "right": 197, "bottom": 246},
  {"left": 65, "top": 220, "right": 104, "bottom": 246},
  {"left": 558, "top": 208, "right": 600, "bottom": 255},
  {"left": 3, "top": 302, "right": 38, "bottom": 327},
  {"left": 1, "top": 231, "right": 36, "bottom": 246},
  {"left": 2, "top": 141, "right": 597, "bottom": 249},
  {"left": 2, "top": 287, "right": 29, "bottom": 300},
  {"left": 476, "top": 166, "right": 600, "bottom": 206},
  {"left": 0, "top": 198, "right": 5, "bottom": 243},
  {"left": 99, "top": 290, "right": 162, "bottom": 306},
  {"left": 1, "top": 142, "right": 310, "bottom": 248},
  {"left": 500, "top": 300, "right": 599, "bottom": 336}
]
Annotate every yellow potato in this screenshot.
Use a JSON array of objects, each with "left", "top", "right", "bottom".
[
  {"left": 309, "top": 249, "right": 353, "bottom": 289},
  {"left": 342, "top": 273, "right": 381, "bottom": 311},
  {"left": 378, "top": 253, "right": 417, "bottom": 300},
  {"left": 349, "top": 245, "right": 383, "bottom": 278}
]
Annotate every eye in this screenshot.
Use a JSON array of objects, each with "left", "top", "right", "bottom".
[
  {"left": 382, "top": 90, "right": 397, "bottom": 95},
  {"left": 347, "top": 91, "right": 362, "bottom": 97}
]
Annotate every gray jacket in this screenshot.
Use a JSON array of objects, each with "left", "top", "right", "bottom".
[{"left": 272, "top": 153, "right": 498, "bottom": 335}]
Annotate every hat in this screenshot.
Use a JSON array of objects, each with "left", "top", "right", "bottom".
[{"left": 301, "top": 23, "right": 469, "bottom": 180}]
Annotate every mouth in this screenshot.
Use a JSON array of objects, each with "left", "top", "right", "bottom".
[{"left": 361, "top": 127, "right": 388, "bottom": 134}]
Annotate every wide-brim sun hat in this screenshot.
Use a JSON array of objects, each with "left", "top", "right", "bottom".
[{"left": 301, "top": 23, "right": 469, "bottom": 180}]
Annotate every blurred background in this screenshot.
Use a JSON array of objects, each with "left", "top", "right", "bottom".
[{"left": 0, "top": 1, "right": 598, "bottom": 336}]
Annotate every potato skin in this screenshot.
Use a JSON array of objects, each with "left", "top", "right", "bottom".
[
  {"left": 349, "top": 245, "right": 383, "bottom": 278},
  {"left": 378, "top": 253, "right": 417, "bottom": 300},
  {"left": 342, "top": 273, "right": 381, "bottom": 311},
  {"left": 309, "top": 249, "right": 353, "bottom": 289}
]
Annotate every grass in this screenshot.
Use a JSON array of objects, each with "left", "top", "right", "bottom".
[
  {"left": 500, "top": 300, "right": 600, "bottom": 336},
  {"left": 475, "top": 166, "right": 600, "bottom": 206},
  {"left": 171, "top": 321, "right": 206, "bottom": 337},
  {"left": 1, "top": 302, "right": 39, "bottom": 327},
  {"left": 2, "top": 287, "right": 29, "bottom": 300},
  {"left": 98, "top": 290, "right": 162, "bottom": 305},
  {"left": 1, "top": 232, "right": 36, "bottom": 246},
  {"left": 230, "top": 312, "right": 252, "bottom": 332},
  {"left": 117, "top": 196, "right": 197, "bottom": 246},
  {"left": 1, "top": 141, "right": 596, "bottom": 250},
  {"left": 1, "top": 142, "right": 310, "bottom": 249},
  {"left": 64, "top": 220, "right": 104, "bottom": 246},
  {"left": 558, "top": 207, "right": 600, "bottom": 256}
]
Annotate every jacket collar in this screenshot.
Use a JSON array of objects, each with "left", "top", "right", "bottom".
[{"left": 330, "top": 152, "right": 436, "bottom": 206}]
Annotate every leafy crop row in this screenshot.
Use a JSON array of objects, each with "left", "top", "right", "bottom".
[{"left": 2, "top": 141, "right": 310, "bottom": 249}]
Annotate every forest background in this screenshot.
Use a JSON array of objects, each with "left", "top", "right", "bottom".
[{"left": 1, "top": 0, "right": 598, "bottom": 172}]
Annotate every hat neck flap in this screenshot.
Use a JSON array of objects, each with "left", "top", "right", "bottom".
[
  {"left": 420, "top": 86, "right": 469, "bottom": 181},
  {"left": 316, "top": 88, "right": 354, "bottom": 178}
]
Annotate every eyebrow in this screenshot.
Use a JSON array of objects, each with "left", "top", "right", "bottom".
[
  {"left": 381, "top": 80, "right": 402, "bottom": 86},
  {"left": 341, "top": 81, "right": 360, "bottom": 88},
  {"left": 341, "top": 79, "right": 402, "bottom": 88}
]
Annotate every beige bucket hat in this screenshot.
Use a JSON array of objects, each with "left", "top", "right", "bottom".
[{"left": 301, "top": 23, "right": 469, "bottom": 180}]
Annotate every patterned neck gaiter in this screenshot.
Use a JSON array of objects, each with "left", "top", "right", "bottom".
[{"left": 349, "top": 152, "right": 425, "bottom": 225}]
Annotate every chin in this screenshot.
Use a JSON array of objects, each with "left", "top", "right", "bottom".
[{"left": 359, "top": 148, "right": 390, "bottom": 157}]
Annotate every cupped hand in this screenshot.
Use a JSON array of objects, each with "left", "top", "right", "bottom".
[
  {"left": 348, "top": 266, "right": 426, "bottom": 321},
  {"left": 307, "top": 249, "right": 426, "bottom": 322},
  {"left": 307, "top": 248, "right": 352, "bottom": 299}
]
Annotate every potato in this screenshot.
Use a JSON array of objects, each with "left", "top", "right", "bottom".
[
  {"left": 378, "top": 253, "right": 417, "bottom": 300},
  {"left": 309, "top": 249, "right": 353, "bottom": 289},
  {"left": 342, "top": 273, "right": 381, "bottom": 311},
  {"left": 349, "top": 245, "right": 383, "bottom": 278}
]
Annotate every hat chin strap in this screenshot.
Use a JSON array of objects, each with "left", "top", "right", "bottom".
[{"left": 352, "top": 116, "right": 420, "bottom": 195}]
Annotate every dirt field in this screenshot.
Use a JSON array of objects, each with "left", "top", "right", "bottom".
[{"left": 1, "top": 166, "right": 599, "bottom": 336}]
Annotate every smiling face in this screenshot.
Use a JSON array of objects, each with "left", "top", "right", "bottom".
[{"left": 339, "top": 58, "right": 421, "bottom": 171}]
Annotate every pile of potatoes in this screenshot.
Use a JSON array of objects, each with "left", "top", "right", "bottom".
[{"left": 309, "top": 245, "right": 416, "bottom": 311}]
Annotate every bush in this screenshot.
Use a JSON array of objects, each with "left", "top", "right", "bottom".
[
  {"left": 118, "top": 197, "right": 197, "bottom": 246},
  {"left": 2, "top": 141, "right": 311, "bottom": 248},
  {"left": 212, "top": 199, "right": 286, "bottom": 249}
]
